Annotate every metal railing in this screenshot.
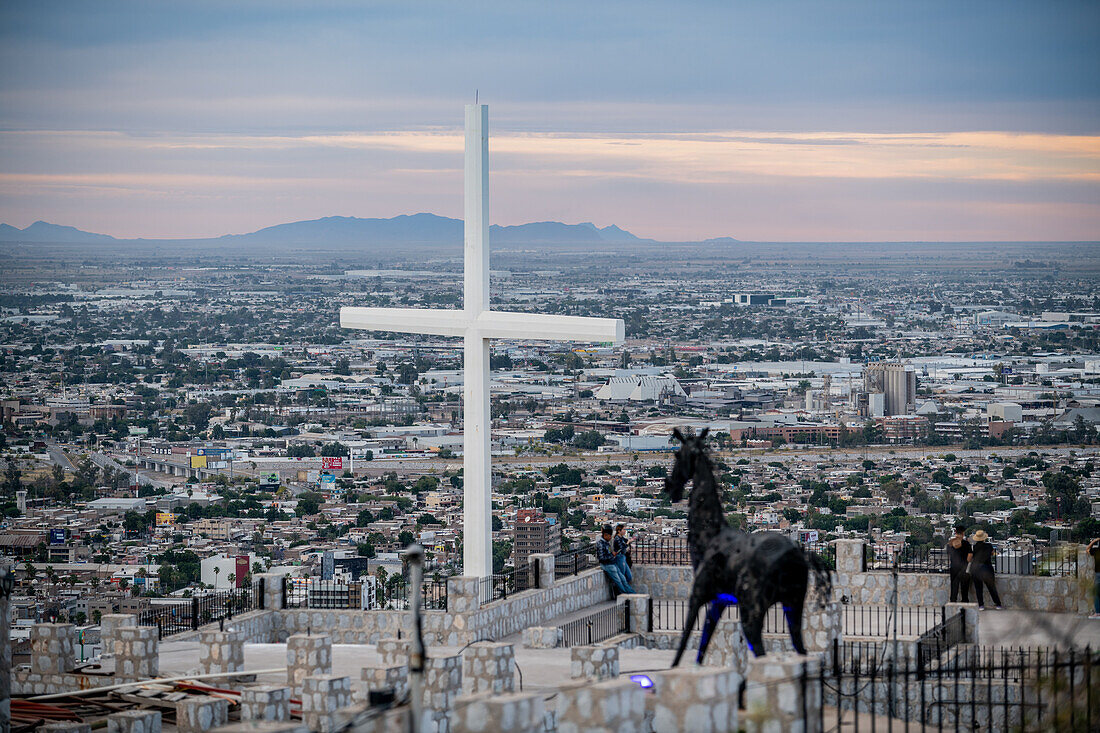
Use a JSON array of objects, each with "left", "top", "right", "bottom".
[
  {"left": 865, "top": 542, "right": 1078, "bottom": 576},
  {"left": 478, "top": 561, "right": 538, "bottom": 605},
  {"left": 282, "top": 575, "right": 448, "bottom": 611},
  {"left": 559, "top": 604, "right": 629, "bottom": 646},
  {"left": 647, "top": 599, "right": 786, "bottom": 635},
  {"left": 137, "top": 580, "right": 262, "bottom": 639},
  {"left": 631, "top": 537, "right": 691, "bottom": 566},
  {"left": 553, "top": 546, "right": 594, "bottom": 578},
  {"left": 811, "top": 645, "right": 1099, "bottom": 730},
  {"left": 916, "top": 608, "right": 967, "bottom": 669},
  {"left": 632, "top": 536, "right": 836, "bottom": 570},
  {"left": 842, "top": 604, "right": 944, "bottom": 638}
]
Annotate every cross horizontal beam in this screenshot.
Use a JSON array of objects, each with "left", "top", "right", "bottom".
[{"left": 340, "top": 306, "right": 624, "bottom": 344}]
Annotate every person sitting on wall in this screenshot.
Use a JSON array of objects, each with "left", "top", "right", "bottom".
[
  {"left": 614, "top": 523, "right": 633, "bottom": 586},
  {"left": 597, "top": 523, "right": 635, "bottom": 595}
]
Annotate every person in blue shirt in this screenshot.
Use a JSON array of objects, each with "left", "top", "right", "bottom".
[
  {"left": 597, "top": 524, "right": 635, "bottom": 595},
  {"left": 614, "top": 524, "right": 633, "bottom": 586}
]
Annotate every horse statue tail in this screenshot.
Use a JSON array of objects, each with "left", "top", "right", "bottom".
[{"left": 803, "top": 549, "right": 834, "bottom": 608}]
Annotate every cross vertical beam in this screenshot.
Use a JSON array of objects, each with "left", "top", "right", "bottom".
[{"left": 464, "top": 104, "right": 492, "bottom": 580}]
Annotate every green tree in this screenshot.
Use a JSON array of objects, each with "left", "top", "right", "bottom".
[{"left": 295, "top": 492, "right": 323, "bottom": 516}]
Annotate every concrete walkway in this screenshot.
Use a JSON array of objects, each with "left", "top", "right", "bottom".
[{"left": 978, "top": 609, "right": 1100, "bottom": 649}]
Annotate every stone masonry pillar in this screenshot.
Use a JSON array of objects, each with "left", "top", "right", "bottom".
[
  {"left": 31, "top": 623, "right": 76, "bottom": 675},
  {"left": 834, "top": 540, "right": 865, "bottom": 576},
  {"left": 199, "top": 629, "right": 245, "bottom": 676},
  {"left": 743, "top": 652, "right": 822, "bottom": 733},
  {"left": 105, "top": 710, "right": 161, "bottom": 733},
  {"left": 112, "top": 627, "right": 159, "bottom": 680},
  {"left": 649, "top": 666, "right": 740, "bottom": 733},
  {"left": 240, "top": 685, "right": 292, "bottom": 721},
  {"left": 419, "top": 654, "right": 462, "bottom": 733},
  {"left": 529, "top": 553, "right": 555, "bottom": 589},
  {"left": 556, "top": 678, "right": 644, "bottom": 733},
  {"left": 360, "top": 665, "right": 408, "bottom": 704},
  {"left": 802, "top": 601, "right": 842, "bottom": 653},
  {"left": 461, "top": 641, "right": 515, "bottom": 695},
  {"left": 446, "top": 576, "right": 480, "bottom": 613},
  {"left": 259, "top": 573, "right": 285, "bottom": 611},
  {"left": 570, "top": 645, "right": 619, "bottom": 680},
  {"left": 301, "top": 675, "right": 352, "bottom": 733},
  {"left": 287, "top": 634, "right": 332, "bottom": 692},
  {"left": 618, "top": 593, "right": 649, "bottom": 634},
  {"left": 100, "top": 613, "right": 137, "bottom": 642},
  {"left": 175, "top": 697, "right": 228, "bottom": 733},
  {"left": 1077, "top": 545, "right": 1093, "bottom": 615},
  {"left": 453, "top": 691, "right": 546, "bottom": 733}
]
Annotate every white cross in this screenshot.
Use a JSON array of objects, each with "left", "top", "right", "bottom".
[{"left": 341, "top": 105, "right": 624, "bottom": 579}]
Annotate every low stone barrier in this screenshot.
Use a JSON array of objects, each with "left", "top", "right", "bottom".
[
  {"left": 176, "top": 697, "right": 228, "bottom": 733},
  {"left": 240, "top": 685, "right": 292, "bottom": 721},
  {"left": 649, "top": 666, "right": 741, "bottom": 733},
  {"left": 570, "top": 644, "right": 619, "bottom": 680}
]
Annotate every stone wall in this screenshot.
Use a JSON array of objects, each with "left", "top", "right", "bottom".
[
  {"left": 465, "top": 568, "right": 613, "bottom": 641},
  {"left": 834, "top": 540, "right": 1088, "bottom": 614},
  {"left": 634, "top": 542, "right": 1089, "bottom": 616},
  {"left": 631, "top": 565, "right": 694, "bottom": 599}
]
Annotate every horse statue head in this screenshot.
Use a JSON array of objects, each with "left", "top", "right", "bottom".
[{"left": 664, "top": 427, "right": 709, "bottom": 502}]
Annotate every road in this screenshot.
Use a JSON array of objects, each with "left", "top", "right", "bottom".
[
  {"left": 45, "top": 442, "right": 75, "bottom": 472},
  {"left": 85, "top": 449, "right": 177, "bottom": 489}
]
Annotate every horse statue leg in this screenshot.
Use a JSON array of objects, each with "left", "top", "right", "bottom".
[
  {"left": 671, "top": 582, "right": 708, "bottom": 668},
  {"left": 740, "top": 602, "right": 767, "bottom": 658},
  {"left": 696, "top": 600, "right": 726, "bottom": 665},
  {"left": 782, "top": 598, "right": 807, "bottom": 655},
  {"left": 779, "top": 553, "right": 810, "bottom": 655}
]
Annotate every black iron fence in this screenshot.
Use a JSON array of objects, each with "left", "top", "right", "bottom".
[
  {"left": 137, "top": 580, "right": 262, "bottom": 639},
  {"left": 647, "top": 599, "right": 786, "bottom": 635},
  {"left": 553, "top": 546, "right": 594, "bottom": 578},
  {"left": 282, "top": 575, "right": 448, "bottom": 611},
  {"left": 631, "top": 537, "right": 691, "bottom": 566},
  {"left": 800, "top": 540, "right": 836, "bottom": 570},
  {"left": 805, "top": 643, "right": 1100, "bottom": 731},
  {"left": 842, "top": 604, "right": 945, "bottom": 638},
  {"left": 866, "top": 542, "right": 1078, "bottom": 577},
  {"left": 559, "top": 603, "right": 630, "bottom": 646},
  {"left": 631, "top": 536, "right": 836, "bottom": 570},
  {"left": 916, "top": 608, "right": 967, "bottom": 668},
  {"left": 478, "top": 561, "right": 539, "bottom": 605}
]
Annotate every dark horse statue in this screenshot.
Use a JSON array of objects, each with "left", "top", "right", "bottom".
[{"left": 665, "top": 428, "right": 832, "bottom": 665}]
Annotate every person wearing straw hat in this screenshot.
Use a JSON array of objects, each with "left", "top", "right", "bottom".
[{"left": 967, "top": 529, "right": 1003, "bottom": 610}]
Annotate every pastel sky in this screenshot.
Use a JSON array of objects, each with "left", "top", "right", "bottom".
[{"left": 1, "top": 1, "right": 1098, "bottom": 242}]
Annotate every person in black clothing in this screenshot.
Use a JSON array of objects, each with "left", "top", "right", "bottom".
[
  {"left": 967, "top": 530, "right": 1002, "bottom": 609},
  {"left": 946, "top": 524, "right": 971, "bottom": 603},
  {"left": 1088, "top": 537, "right": 1100, "bottom": 617}
]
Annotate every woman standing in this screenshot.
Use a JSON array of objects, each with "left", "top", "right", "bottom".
[{"left": 967, "top": 530, "right": 1003, "bottom": 610}]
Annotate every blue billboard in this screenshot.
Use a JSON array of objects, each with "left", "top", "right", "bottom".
[{"left": 49, "top": 528, "right": 66, "bottom": 545}]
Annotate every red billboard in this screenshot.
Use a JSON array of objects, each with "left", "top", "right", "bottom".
[
  {"left": 235, "top": 555, "right": 250, "bottom": 588},
  {"left": 321, "top": 456, "right": 343, "bottom": 470}
]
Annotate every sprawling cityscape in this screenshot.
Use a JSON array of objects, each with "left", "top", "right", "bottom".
[{"left": 2, "top": 238, "right": 1097, "bottom": 595}]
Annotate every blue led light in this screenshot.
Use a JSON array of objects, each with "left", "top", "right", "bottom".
[
  {"left": 716, "top": 593, "right": 738, "bottom": 604},
  {"left": 630, "top": 674, "right": 654, "bottom": 689}
]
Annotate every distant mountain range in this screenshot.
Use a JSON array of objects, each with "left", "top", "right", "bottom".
[
  {"left": 0, "top": 214, "right": 670, "bottom": 246},
  {"left": 0, "top": 220, "right": 117, "bottom": 243}
]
